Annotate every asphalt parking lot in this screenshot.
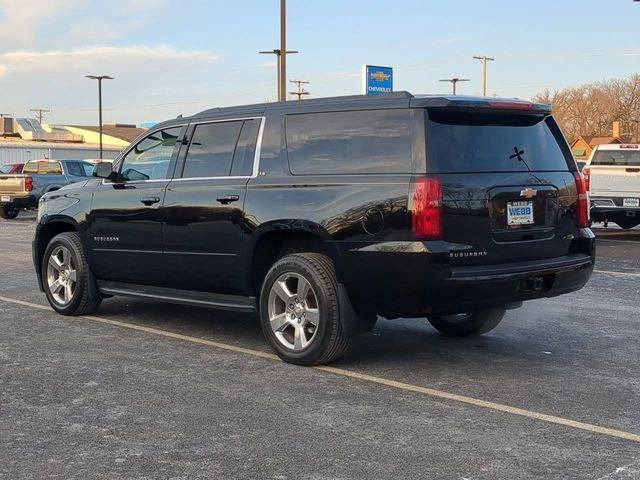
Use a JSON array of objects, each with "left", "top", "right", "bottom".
[{"left": 1, "top": 214, "right": 639, "bottom": 480}]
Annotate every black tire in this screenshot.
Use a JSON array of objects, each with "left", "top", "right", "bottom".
[
  {"left": 259, "top": 252, "right": 352, "bottom": 365},
  {"left": 615, "top": 217, "right": 639, "bottom": 230},
  {"left": 0, "top": 204, "right": 19, "bottom": 219},
  {"left": 42, "top": 232, "right": 102, "bottom": 315},
  {"left": 428, "top": 307, "right": 506, "bottom": 337}
]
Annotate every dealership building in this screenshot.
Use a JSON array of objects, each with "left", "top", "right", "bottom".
[{"left": 0, "top": 116, "right": 146, "bottom": 165}]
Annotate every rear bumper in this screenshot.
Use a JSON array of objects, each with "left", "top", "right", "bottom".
[
  {"left": 591, "top": 196, "right": 640, "bottom": 215},
  {"left": 429, "top": 255, "right": 593, "bottom": 314},
  {"left": 339, "top": 230, "right": 595, "bottom": 317},
  {"left": 0, "top": 194, "right": 38, "bottom": 209}
]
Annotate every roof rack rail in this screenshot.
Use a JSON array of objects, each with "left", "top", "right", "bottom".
[{"left": 194, "top": 91, "right": 414, "bottom": 117}]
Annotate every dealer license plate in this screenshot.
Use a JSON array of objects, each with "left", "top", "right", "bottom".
[
  {"left": 507, "top": 201, "right": 534, "bottom": 225},
  {"left": 623, "top": 198, "right": 639, "bottom": 207}
]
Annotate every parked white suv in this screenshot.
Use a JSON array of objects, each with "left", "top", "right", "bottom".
[{"left": 584, "top": 144, "right": 640, "bottom": 229}]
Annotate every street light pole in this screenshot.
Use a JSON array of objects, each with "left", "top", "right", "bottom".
[
  {"left": 259, "top": 0, "right": 298, "bottom": 102},
  {"left": 86, "top": 75, "right": 114, "bottom": 159},
  {"left": 280, "top": 0, "right": 287, "bottom": 102},
  {"left": 259, "top": 49, "right": 298, "bottom": 100},
  {"left": 439, "top": 78, "right": 470, "bottom": 96}
]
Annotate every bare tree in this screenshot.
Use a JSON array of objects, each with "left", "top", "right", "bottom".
[{"left": 534, "top": 74, "right": 640, "bottom": 143}]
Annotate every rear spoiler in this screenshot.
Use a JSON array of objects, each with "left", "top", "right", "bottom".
[{"left": 410, "top": 96, "right": 551, "bottom": 114}]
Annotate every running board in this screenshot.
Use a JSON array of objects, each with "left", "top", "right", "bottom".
[{"left": 97, "top": 280, "right": 256, "bottom": 313}]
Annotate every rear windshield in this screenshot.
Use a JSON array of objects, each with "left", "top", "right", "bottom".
[
  {"left": 426, "top": 110, "right": 571, "bottom": 173},
  {"left": 23, "top": 161, "right": 63, "bottom": 174},
  {"left": 591, "top": 149, "right": 640, "bottom": 166}
]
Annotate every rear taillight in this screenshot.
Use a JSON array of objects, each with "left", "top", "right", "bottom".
[
  {"left": 409, "top": 177, "right": 442, "bottom": 239},
  {"left": 582, "top": 167, "right": 590, "bottom": 191},
  {"left": 24, "top": 176, "right": 33, "bottom": 192},
  {"left": 573, "top": 171, "right": 589, "bottom": 228}
]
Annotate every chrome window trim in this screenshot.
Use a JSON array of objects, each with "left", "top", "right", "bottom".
[
  {"left": 100, "top": 116, "right": 265, "bottom": 185},
  {"left": 101, "top": 123, "right": 187, "bottom": 186},
  {"left": 171, "top": 115, "right": 265, "bottom": 182}
]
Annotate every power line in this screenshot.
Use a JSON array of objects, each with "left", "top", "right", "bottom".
[
  {"left": 473, "top": 55, "right": 495, "bottom": 96},
  {"left": 30, "top": 108, "right": 50, "bottom": 123},
  {"left": 439, "top": 77, "right": 470, "bottom": 95},
  {"left": 289, "top": 80, "right": 310, "bottom": 100}
]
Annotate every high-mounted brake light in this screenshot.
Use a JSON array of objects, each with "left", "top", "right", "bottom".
[
  {"left": 24, "top": 176, "right": 33, "bottom": 192},
  {"left": 573, "top": 172, "right": 589, "bottom": 228},
  {"left": 487, "top": 100, "right": 534, "bottom": 110},
  {"left": 582, "top": 167, "right": 590, "bottom": 191},
  {"left": 410, "top": 177, "right": 442, "bottom": 240}
]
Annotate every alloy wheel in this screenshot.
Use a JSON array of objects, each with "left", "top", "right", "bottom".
[
  {"left": 46, "top": 245, "right": 77, "bottom": 305},
  {"left": 268, "top": 272, "right": 320, "bottom": 351}
]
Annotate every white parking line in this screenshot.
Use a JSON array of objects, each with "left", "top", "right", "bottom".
[
  {"left": 597, "top": 238, "right": 640, "bottom": 244},
  {"left": 594, "top": 269, "right": 640, "bottom": 277},
  {"left": 1, "top": 294, "right": 639, "bottom": 444}
]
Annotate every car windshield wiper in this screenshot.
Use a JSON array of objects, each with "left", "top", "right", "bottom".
[{"left": 509, "top": 146, "right": 532, "bottom": 172}]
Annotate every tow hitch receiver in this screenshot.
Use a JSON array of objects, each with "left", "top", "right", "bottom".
[{"left": 524, "top": 275, "right": 545, "bottom": 292}]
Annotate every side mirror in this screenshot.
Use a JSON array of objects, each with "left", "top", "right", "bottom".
[{"left": 93, "top": 162, "right": 116, "bottom": 181}]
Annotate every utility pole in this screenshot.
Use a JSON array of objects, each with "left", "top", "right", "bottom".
[
  {"left": 30, "top": 108, "right": 50, "bottom": 124},
  {"left": 259, "top": 0, "right": 298, "bottom": 101},
  {"left": 85, "top": 75, "right": 114, "bottom": 160},
  {"left": 289, "top": 80, "right": 310, "bottom": 100},
  {"left": 439, "top": 78, "right": 470, "bottom": 96},
  {"left": 473, "top": 55, "right": 494, "bottom": 96}
]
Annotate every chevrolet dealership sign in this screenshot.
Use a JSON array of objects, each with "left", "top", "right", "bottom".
[{"left": 362, "top": 65, "right": 393, "bottom": 95}]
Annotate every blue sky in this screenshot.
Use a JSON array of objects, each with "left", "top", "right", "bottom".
[{"left": 0, "top": 0, "right": 639, "bottom": 125}]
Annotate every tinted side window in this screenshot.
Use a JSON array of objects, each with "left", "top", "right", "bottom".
[
  {"left": 182, "top": 121, "right": 243, "bottom": 178},
  {"left": 426, "top": 111, "right": 571, "bottom": 173},
  {"left": 120, "top": 127, "right": 181, "bottom": 181},
  {"left": 66, "top": 162, "right": 83, "bottom": 176},
  {"left": 286, "top": 109, "right": 412, "bottom": 175},
  {"left": 81, "top": 162, "right": 95, "bottom": 176},
  {"left": 230, "top": 119, "right": 261, "bottom": 177}
]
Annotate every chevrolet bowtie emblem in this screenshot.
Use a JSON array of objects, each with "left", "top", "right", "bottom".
[
  {"left": 370, "top": 71, "right": 390, "bottom": 82},
  {"left": 520, "top": 188, "right": 537, "bottom": 199}
]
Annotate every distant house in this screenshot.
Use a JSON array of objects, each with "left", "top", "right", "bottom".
[{"left": 570, "top": 136, "right": 622, "bottom": 160}]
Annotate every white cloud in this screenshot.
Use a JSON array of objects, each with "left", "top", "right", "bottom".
[
  {"left": 0, "top": 0, "right": 83, "bottom": 48},
  {"left": 0, "top": 44, "right": 223, "bottom": 124},
  {"left": 1, "top": 45, "right": 218, "bottom": 73}
]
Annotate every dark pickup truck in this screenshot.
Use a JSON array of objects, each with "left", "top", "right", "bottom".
[
  {"left": 33, "top": 92, "right": 595, "bottom": 365},
  {"left": 0, "top": 159, "right": 94, "bottom": 219}
]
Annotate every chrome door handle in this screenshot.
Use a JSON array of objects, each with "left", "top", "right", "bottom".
[
  {"left": 216, "top": 195, "right": 240, "bottom": 204},
  {"left": 140, "top": 196, "right": 160, "bottom": 205}
]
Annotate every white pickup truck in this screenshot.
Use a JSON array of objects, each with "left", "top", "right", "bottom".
[{"left": 583, "top": 144, "right": 640, "bottom": 229}]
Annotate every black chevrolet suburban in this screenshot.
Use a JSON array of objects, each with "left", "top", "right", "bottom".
[{"left": 33, "top": 92, "right": 595, "bottom": 365}]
